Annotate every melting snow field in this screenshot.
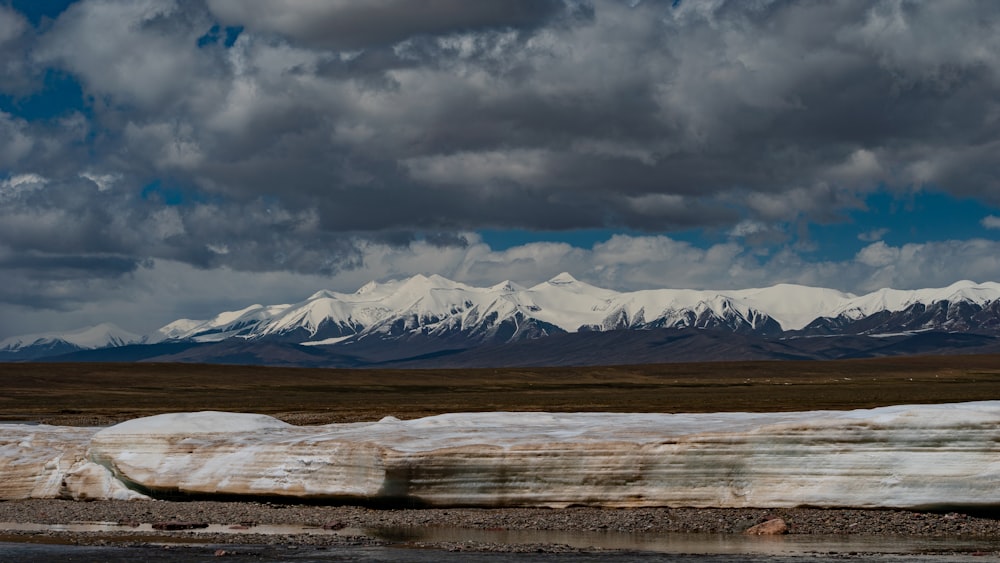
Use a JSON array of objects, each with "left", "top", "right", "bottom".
[{"left": 2, "top": 402, "right": 999, "bottom": 508}]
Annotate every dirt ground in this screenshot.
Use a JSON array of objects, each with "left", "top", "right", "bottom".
[{"left": 3, "top": 355, "right": 1000, "bottom": 425}]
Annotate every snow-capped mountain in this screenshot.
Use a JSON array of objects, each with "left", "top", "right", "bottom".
[
  {"left": 143, "top": 272, "right": 784, "bottom": 345},
  {"left": 145, "top": 274, "right": 1000, "bottom": 345},
  {"left": 798, "top": 280, "right": 1000, "bottom": 336},
  {"left": 0, "top": 323, "right": 141, "bottom": 359},
  {"left": 7, "top": 275, "right": 1000, "bottom": 366},
  {"left": 146, "top": 304, "right": 291, "bottom": 343}
]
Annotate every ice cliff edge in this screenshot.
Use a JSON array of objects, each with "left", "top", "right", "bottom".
[{"left": 2, "top": 402, "right": 999, "bottom": 509}]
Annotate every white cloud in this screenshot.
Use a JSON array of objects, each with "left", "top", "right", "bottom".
[
  {"left": 0, "top": 173, "right": 46, "bottom": 201},
  {"left": 828, "top": 149, "right": 884, "bottom": 186},
  {"left": 0, "top": 5, "right": 26, "bottom": 45},
  {"left": 743, "top": 185, "right": 857, "bottom": 222},
  {"left": 1, "top": 172, "right": 46, "bottom": 189},
  {"left": 79, "top": 172, "right": 120, "bottom": 192},
  {"left": 729, "top": 220, "right": 767, "bottom": 237},
  {"left": 858, "top": 228, "right": 889, "bottom": 242},
  {"left": 300, "top": 235, "right": 1000, "bottom": 298},
  {"left": 855, "top": 241, "right": 898, "bottom": 267},
  {"left": 850, "top": 239, "right": 1000, "bottom": 291},
  {"left": 981, "top": 215, "right": 1000, "bottom": 230},
  {"left": 404, "top": 149, "right": 551, "bottom": 188},
  {"left": 206, "top": 243, "right": 230, "bottom": 255},
  {"left": 37, "top": 0, "right": 219, "bottom": 110}
]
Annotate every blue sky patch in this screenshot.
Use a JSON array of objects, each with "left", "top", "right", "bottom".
[
  {"left": 0, "top": 69, "right": 88, "bottom": 120},
  {"left": 8, "top": 0, "right": 76, "bottom": 26}
]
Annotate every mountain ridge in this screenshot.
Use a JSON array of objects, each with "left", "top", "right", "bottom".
[{"left": 7, "top": 274, "right": 1000, "bottom": 366}]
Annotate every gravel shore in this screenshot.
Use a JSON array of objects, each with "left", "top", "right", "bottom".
[{"left": 1, "top": 500, "right": 998, "bottom": 554}]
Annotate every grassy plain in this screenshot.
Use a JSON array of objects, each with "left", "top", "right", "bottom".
[{"left": 2, "top": 355, "right": 1000, "bottom": 425}]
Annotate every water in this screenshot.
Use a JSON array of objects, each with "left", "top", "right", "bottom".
[
  {"left": 371, "top": 525, "right": 1000, "bottom": 556},
  {"left": 0, "top": 542, "right": 996, "bottom": 563},
  {"left": 1, "top": 522, "right": 997, "bottom": 562},
  {"left": 0, "top": 521, "right": 359, "bottom": 536}
]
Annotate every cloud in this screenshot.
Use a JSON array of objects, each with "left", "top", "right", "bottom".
[
  {"left": 3, "top": 1, "right": 1000, "bottom": 336},
  {"left": 0, "top": 6, "right": 26, "bottom": 45},
  {"left": 0, "top": 5, "right": 36, "bottom": 95},
  {"left": 855, "top": 241, "right": 898, "bottom": 268},
  {"left": 0, "top": 112, "right": 34, "bottom": 165},
  {"left": 403, "top": 149, "right": 551, "bottom": 188},
  {"left": 981, "top": 215, "right": 1000, "bottom": 230},
  {"left": 36, "top": 0, "right": 224, "bottom": 111},
  {"left": 14, "top": 1, "right": 1000, "bottom": 237},
  {"left": 858, "top": 228, "right": 890, "bottom": 242},
  {"left": 205, "top": 0, "right": 567, "bottom": 50},
  {"left": 0, "top": 172, "right": 46, "bottom": 200},
  {"left": 79, "top": 172, "right": 120, "bottom": 192},
  {"left": 18, "top": 0, "right": 998, "bottom": 240},
  {"left": 848, "top": 239, "right": 1000, "bottom": 292},
  {"left": 7, "top": 232, "right": 1000, "bottom": 338}
]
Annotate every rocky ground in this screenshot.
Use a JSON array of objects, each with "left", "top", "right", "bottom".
[{"left": 0, "top": 500, "right": 998, "bottom": 554}]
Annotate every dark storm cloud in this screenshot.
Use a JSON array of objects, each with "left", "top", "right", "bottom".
[
  {"left": 23, "top": 2, "right": 998, "bottom": 219},
  {"left": 0, "top": 169, "right": 365, "bottom": 312},
  {"left": 2, "top": 0, "right": 1000, "bottom": 295},
  {"left": 0, "top": 252, "right": 142, "bottom": 279},
  {"left": 205, "top": 0, "right": 569, "bottom": 50}
]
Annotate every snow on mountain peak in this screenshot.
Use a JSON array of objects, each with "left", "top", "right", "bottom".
[
  {"left": 393, "top": 274, "right": 434, "bottom": 296},
  {"left": 211, "top": 304, "right": 267, "bottom": 325},
  {"left": 255, "top": 277, "right": 1000, "bottom": 341},
  {"left": 147, "top": 303, "right": 288, "bottom": 343},
  {"left": 546, "top": 272, "right": 579, "bottom": 285},
  {"left": 935, "top": 280, "right": 1000, "bottom": 304},
  {"left": 404, "top": 273, "right": 462, "bottom": 290},
  {"left": 355, "top": 280, "right": 378, "bottom": 295},
  {"left": 490, "top": 280, "right": 523, "bottom": 293},
  {"left": 62, "top": 323, "right": 140, "bottom": 348},
  {"left": 730, "top": 284, "right": 857, "bottom": 330},
  {"left": 17, "top": 275, "right": 1000, "bottom": 353},
  {"left": 1, "top": 323, "right": 141, "bottom": 351}
]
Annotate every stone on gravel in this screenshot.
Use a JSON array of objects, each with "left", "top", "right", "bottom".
[{"left": 744, "top": 518, "right": 788, "bottom": 535}]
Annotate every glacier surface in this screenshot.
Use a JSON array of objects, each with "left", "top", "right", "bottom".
[{"left": 3, "top": 402, "right": 999, "bottom": 508}]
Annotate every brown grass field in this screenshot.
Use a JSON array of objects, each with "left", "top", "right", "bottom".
[{"left": 3, "top": 355, "right": 1000, "bottom": 426}]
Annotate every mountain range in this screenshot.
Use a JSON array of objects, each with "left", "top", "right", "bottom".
[{"left": 6, "top": 273, "right": 1000, "bottom": 367}]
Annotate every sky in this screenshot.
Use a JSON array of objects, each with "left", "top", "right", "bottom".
[{"left": 2, "top": 0, "right": 1000, "bottom": 338}]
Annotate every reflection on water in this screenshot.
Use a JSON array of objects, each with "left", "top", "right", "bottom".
[
  {"left": 370, "top": 526, "right": 1000, "bottom": 556},
  {"left": 0, "top": 521, "right": 363, "bottom": 536},
  {"left": 1, "top": 542, "right": 998, "bottom": 563},
  {"left": 1, "top": 521, "right": 998, "bottom": 557}
]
